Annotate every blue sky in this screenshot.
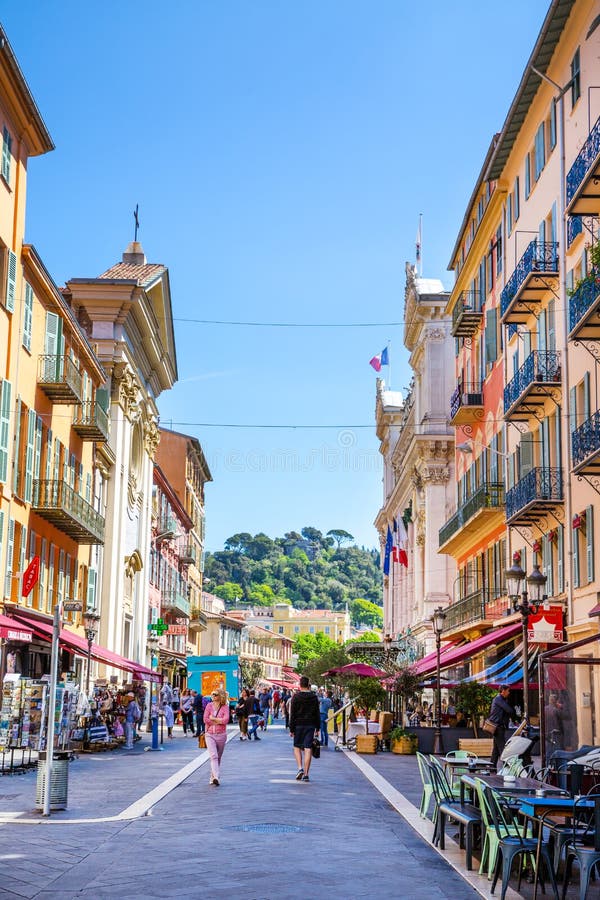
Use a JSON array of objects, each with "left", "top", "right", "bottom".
[{"left": 3, "top": 1, "right": 549, "bottom": 551}]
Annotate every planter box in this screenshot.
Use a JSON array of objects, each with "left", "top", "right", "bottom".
[
  {"left": 356, "top": 734, "right": 378, "bottom": 754},
  {"left": 409, "top": 727, "right": 478, "bottom": 754},
  {"left": 391, "top": 737, "right": 417, "bottom": 754}
]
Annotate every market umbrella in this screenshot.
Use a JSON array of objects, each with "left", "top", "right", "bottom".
[{"left": 323, "top": 662, "right": 387, "bottom": 679}]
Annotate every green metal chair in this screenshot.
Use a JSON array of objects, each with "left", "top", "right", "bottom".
[
  {"left": 416, "top": 751, "right": 435, "bottom": 819},
  {"left": 473, "top": 777, "right": 532, "bottom": 880},
  {"left": 429, "top": 753, "right": 461, "bottom": 798}
]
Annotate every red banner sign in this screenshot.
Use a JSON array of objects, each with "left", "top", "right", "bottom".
[
  {"left": 22, "top": 556, "right": 40, "bottom": 598},
  {"left": 528, "top": 607, "right": 563, "bottom": 644},
  {"left": 167, "top": 625, "right": 188, "bottom": 635}
]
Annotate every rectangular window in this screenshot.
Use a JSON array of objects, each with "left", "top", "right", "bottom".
[
  {"left": 58, "top": 549, "right": 65, "bottom": 605},
  {"left": 5, "top": 249, "right": 16, "bottom": 312},
  {"left": 1, "top": 126, "right": 12, "bottom": 183},
  {"left": 535, "top": 123, "right": 546, "bottom": 180},
  {"left": 506, "top": 193, "right": 513, "bottom": 235},
  {"left": 24, "top": 408, "right": 35, "bottom": 503},
  {"left": 524, "top": 152, "right": 531, "bottom": 199},
  {"left": 586, "top": 506, "right": 594, "bottom": 584},
  {"left": 0, "top": 379, "right": 11, "bottom": 483},
  {"left": 514, "top": 177, "right": 520, "bottom": 222},
  {"left": 12, "top": 397, "right": 21, "bottom": 495},
  {"left": 0, "top": 511, "right": 4, "bottom": 600},
  {"left": 549, "top": 100, "right": 557, "bottom": 150},
  {"left": 571, "top": 47, "right": 581, "bottom": 108},
  {"left": 23, "top": 282, "right": 33, "bottom": 351}
]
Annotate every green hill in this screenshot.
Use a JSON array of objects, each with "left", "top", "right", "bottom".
[{"left": 203, "top": 527, "right": 382, "bottom": 612}]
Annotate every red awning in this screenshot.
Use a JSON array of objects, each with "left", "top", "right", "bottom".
[
  {"left": 9, "top": 612, "right": 161, "bottom": 683},
  {"left": 413, "top": 641, "right": 458, "bottom": 675},
  {"left": 415, "top": 623, "right": 522, "bottom": 677},
  {"left": 0, "top": 614, "right": 33, "bottom": 643}
]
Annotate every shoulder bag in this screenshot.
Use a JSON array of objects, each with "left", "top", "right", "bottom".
[{"left": 482, "top": 719, "right": 497, "bottom": 735}]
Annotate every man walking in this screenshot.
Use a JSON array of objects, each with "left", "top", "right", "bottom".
[
  {"left": 289, "top": 676, "right": 320, "bottom": 782},
  {"left": 319, "top": 689, "right": 333, "bottom": 748},
  {"left": 488, "top": 684, "right": 516, "bottom": 770}
]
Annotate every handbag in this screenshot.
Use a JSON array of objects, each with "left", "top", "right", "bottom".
[
  {"left": 482, "top": 719, "right": 498, "bottom": 735},
  {"left": 311, "top": 737, "right": 321, "bottom": 759},
  {"left": 198, "top": 732, "right": 207, "bottom": 748}
]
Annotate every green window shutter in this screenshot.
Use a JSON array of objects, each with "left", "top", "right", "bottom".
[
  {"left": 4, "top": 518, "right": 14, "bottom": 598},
  {"left": 5, "top": 249, "right": 16, "bottom": 312},
  {"left": 0, "top": 379, "right": 11, "bottom": 483},
  {"left": 45, "top": 428, "right": 52, "bottom": 481},
  {"left": 586, "top": 506, "right": 594, "bottom": 584},
  {"left": 33, "top": 416, "right": 42, "bottom": 483},
  {"left": 48, "top": 544, "right": 55, "bottom": 609},
  {"left": 12, "top": 398, "right": 21, "bottom": 494},
  {"left": 19, "top": 525, "right": 26, "bottom": 586},
  {"left": 96, "top": 388, "right": 109, "bottom": 412},
  {"left": 65, "top": 553, "right": 71, "bottom": 602},
  {"left": 0, "top": 511, "right": 4, "bottom": 594},
  {"left": 24, "top": 408, "right": 35, "bottom": 503},
  {"left": 573, "top": 526, "right": 580, "bottom": 589},
  {"left": 87, "top": 568, "right": 97, "bottom": 609},
  {"left": 23, "top": 282, "right": 33, "bottom": 350},
  {"left": 1, "top": 126, "right": 11, "bottom": 182},
  {"left": 58, "top": 549, "right": 65, "bottom": 604},
  {"left": 557, "top": 526, "right": 564, "bottom": 593},
  {"left": 39, "top": 538, "right": 46, "bottom": 605}
]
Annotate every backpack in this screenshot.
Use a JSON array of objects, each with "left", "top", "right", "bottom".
[{"left": 273, "top": 691, "right": 280, "bottom": 703}]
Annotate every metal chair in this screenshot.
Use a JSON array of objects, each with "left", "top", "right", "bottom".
[
  {"left": 416, "top": 751, "right": 435, "bottom": 820},
  {"left": 429, "top": 759, "right": 481, "bottom": 870},
  {"left": 485, "top": 785, "right": 558, "bottom": 900},
  {"left": 561, "top": 794, "right": 600, "bottom": 900},
  {"left": 473, "top": 777, "right": 532, "bottom": 881}
]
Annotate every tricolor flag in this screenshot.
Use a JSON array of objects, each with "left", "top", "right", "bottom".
[
  {"left": 416, "top": 215, "right": 422, "bottom": 267},
  {"left": 396, "top": 516, "right": 408, "bottom": 568},
  {"left": 369, "top": 346, "right": 389, "bottom": 372}
]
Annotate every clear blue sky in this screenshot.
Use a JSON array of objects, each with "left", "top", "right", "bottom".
[{"left": 3, "top": 1, "right": 549, "bottom": 552}]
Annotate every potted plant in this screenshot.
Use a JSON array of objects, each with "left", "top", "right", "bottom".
[
  {"left": 389, "top": 726, "right": 418, "bottom": 754},
  {"left": 388, "top": 666, "right": 421, "bottom": 725},
  {"left": 455, "top": 682, "right": 495, "bottom": 737}
]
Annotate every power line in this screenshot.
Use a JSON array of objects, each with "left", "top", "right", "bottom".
[{"left": 173, "top": 318, "right": 405, "bottom": 327}]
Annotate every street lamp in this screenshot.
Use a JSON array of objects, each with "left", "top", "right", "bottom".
[
  {"left": 506, "top": 556, "right": 547, "bottom": 722},
  {"left": 82, "top": 608, "right": 100, "bottom": 695},
  {"left": 145, "top": 633, "right": 162, "bottom": 752},
  {"left": 431, "top": 606, "right": 446, "bottom": 755}
]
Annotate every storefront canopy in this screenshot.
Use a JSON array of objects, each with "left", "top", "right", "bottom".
[
  {"left": 414, "top": 623, "right": 522, "bottom": 678},
  {"left": 10, "top": 612, "right": 161, "bottom": 683},
  {"left": 0, "top": 614, "right": 33, "bottom": 642}
]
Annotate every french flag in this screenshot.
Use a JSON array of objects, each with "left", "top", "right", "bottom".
[{"left": 369, "top": 346, "right": 389, "bottom": 372}]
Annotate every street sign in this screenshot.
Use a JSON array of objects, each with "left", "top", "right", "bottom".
[{"left": 63, "top": 601, "right": 82, "bottom": 612}]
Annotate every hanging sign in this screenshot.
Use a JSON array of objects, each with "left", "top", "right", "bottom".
[
  {"left": 22, "top": 556, "right": 40, "bottom": 597},
  {"left": 167, "top": 625, "right": 187, "bottom": 635},
  {"left": 528, "top": 607, "right": 564, "bottom": 644}
]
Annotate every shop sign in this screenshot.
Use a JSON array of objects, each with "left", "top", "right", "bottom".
[
  {"left": 0, "top": 625, "right": 32, "bottom": 642},
  {"left": 167, "top": 625, "right": 187, "bottom": 635},
  {"left": 22, "top": 556, "right": 40, "bottom": 597},
  {"left": 528, "top": 607, "right": 563, "bottom": 644}
]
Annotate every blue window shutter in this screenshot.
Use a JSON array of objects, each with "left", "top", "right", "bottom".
[
  {"left": 586, "top": 506, "right": 594, "bottom": 583},
  {"left": 87, "top": 568, "right": 97, "bottom": 609},
  {"left": 23, "top": 282, "right": 33, "bottom": 351},
  {"left": 24, "top": 408, "right": 35, "bottom": 503},
  {"left": 5, "top": 249, "right": 16, "bottom": 312},
  {"left": 0, "top": 379, "right": 11, "bottom": 483},
  {"left": 524, "top": 152, "right": 531, "bottom": 199}
]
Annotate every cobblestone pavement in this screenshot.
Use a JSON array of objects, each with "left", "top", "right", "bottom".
[{"left": 0, "top": 725, "right": 478, "bottom": 899}]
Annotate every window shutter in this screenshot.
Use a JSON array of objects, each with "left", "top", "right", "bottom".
[
  {"left": 1, "top": 126, "right": 11, "bottom": 182},
  {"left": 24, "top": 408, "right": 35, "bottom": 503},
  {"left": 23, "top": 282, "right": 33, "bottom": 350},
  {"left": 538, "top": 309, "right": 547, "bottom": 353},
  {"left": 48, "top": 545, "right": 55, "bottom": 609},
  {"left": 557, "top": 526, "right": 564, "bottom": 593},
  {"left": 5, "top": 249, "right": 16, "bottom": 312},
  {"left": 586, "top": 505, "right": 594, "bottom": 583},
  {"left": 485, "top": 308, "right": 498, "bottom": 368},
  {"left": 548, "top": 299, "right": 556, "bottom": 351},
  {"left": 44, "top": 311, "right": 59, "bottom": 355},
  {"left": 0, "top": 379, "right": 11, "bottom": 483},
  {"left": 514, "top": 177, "right": 520, "bottom": 221},
  {"left": 583, "top": 372, "right": 591, "bottom": 422},
  {"left": 34, "top": 416, "right": 42, "bottom": 483},
  {"left": 40, "top": 538, "right": 47, "bottom": 612},
  {"left": 573, "top": 525, "right": 580, "bottom": 589},
  {"left": 570, "top": 386, "right": 577, "bottom": 439},
  {"left": 87, "top": 568, "right": 97, "bottom": 609},
  {"left": 19, "top": 524, "right": 26, "bottom": 583},
  {"left": 520, "top": 434, "right": 534, "bottom": 476},
  {"left": 58, "top": 549, "right": 65, "bottom": 604},
  {"left": 525, "top": 152, "right": 531, "bottom": 199},
  {"left": 12, "top": 398, "right": 21, "bottom": 494},
  {"left": 4, "top": 518, "right": 14, "bottom": 599},
  {"left": 0, "top": 511, "right": 4, "bottom": 595}
]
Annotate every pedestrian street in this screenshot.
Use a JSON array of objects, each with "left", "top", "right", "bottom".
[{"left": 0, "top": 724, "right": 477, "bottom": 900}]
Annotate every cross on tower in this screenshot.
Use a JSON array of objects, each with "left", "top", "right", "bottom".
[{"left": 133, "top": 204, "right": 140, "bottom": 241}]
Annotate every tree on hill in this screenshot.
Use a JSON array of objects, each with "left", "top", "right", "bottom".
[
  {"left": 212, "top": 581, "right": 244, "bottom": 604},
  {"left": 351, "top": 630, "right": 382, "bottom": 643},
  {"left": 294, "top": 632, "right": 339, "bottom": 670},
  {"left": 327, "top": 529, "right": 354, "bottom": 549},
  {"left": 351, "top": 598, "right": 383, "bottom": 629}
]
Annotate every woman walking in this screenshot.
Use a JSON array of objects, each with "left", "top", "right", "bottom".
[
  {"left": 180, "top": 689, "right": 194, "bottom": 735},
  {"left": 236, "top": 689, "right": 250, "bottom": 741},
  {"left": 204, "top": 688, "right": 230, "bottom": 785}
]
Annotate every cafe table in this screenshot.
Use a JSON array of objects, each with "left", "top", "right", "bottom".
[{"left": 460, "top": 772, "right": 568, "bottom": 805}]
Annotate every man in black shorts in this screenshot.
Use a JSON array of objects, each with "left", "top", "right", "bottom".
[{"left": 289, "top": 676, "right": 320, "bottom": 782}]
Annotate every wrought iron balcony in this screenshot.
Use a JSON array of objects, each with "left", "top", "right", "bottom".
[
  {"left": 179, "top": 543, "right": 199, "bottom": 566},
  {"left": 38, "top": 355, "right": 83, "bottom": 404},
  {"left": 503, "top": 350, "right": 561, "bottom": 420},
  {"left": 451, "top": 291, "right": 483, "bottom": 338},
  {"left": 72, "top": 400, "right": 109, "bottom": 441},
  {"left": 566, "top": 113, "right": 600, "bottom": 215},
  {"left": 32, "top": 479, "right": 105, "bottom": 544},
  {"left": 441, "top": 589, "right": 493, "bottom": 634},
  {"left": 567, "top": 216, "right": 583, "bottom": 248},
  {"left": 438, "top": 483, "right": 504, "bottom": 552},
  {"left": 450, "top": 381, "right": 484, "bottom": 425},
  {"left": 568, "top": 270, "right": 600, "bottom": 340},
  {"left": 188, "top": 607, "right": 208, "bottom": 631},
  {"left": 505, "top": 467, "right": 563, "bottom": 525},
  {"left": 500, "top": 241, "right": 559, "bottom": 324},
  {"left": 161, "top": 589, "right": 190, "bottom": 617},
  {"left": 572, "top": 411, "right": 600, "bottom": 475}
]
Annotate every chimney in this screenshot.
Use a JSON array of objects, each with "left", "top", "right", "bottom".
[{"left": 122, "top": 241, "right": 146, "bottom": 265}]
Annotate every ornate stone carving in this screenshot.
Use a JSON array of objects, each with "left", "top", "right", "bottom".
[
  {"left": 424, "top": 327, "right": 447, "bottom": 343},
  {"left": 144, "top": 420, "right": 161, "bottom": 460},
  {"left": 113, "top": 365, "right": 141, "bottom": 420},
  {"left": 124, "top": 549, "right": 143, "bottom": 580},
  {"left": 419, "top": 465, "right": 450, "bottom": 485}
]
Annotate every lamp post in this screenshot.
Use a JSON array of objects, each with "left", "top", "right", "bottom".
[
  {"left": 82, "top": 609, "right": 100, "bottom": 696},
  {"left": 506, "top": 556, "right": 547, "bottom": 722},
  {"left": 145, "top": 633, "right": 162, "bottom": 752},
  {"left": 432, "top": 606, "right": 446, "bottom": 755}
]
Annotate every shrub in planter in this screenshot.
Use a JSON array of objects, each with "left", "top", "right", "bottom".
[{"left": 389, "top": 726, "right": 418, "bottom": 754}]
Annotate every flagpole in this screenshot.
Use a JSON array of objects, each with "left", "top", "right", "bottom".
[
  {"left": 387, "top": 341, "right": 391, "bottom": 389},
  {"left": 419, "top": 213, "right": 423, "bottom": 277}
]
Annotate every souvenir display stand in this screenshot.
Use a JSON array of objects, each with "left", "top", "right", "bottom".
[{"left": 0, "top": 674, "right": 47, "bottom": 773}]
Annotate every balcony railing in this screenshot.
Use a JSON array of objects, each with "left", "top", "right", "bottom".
[
  {"left": 567, "top": 216, "right": 583, "bottom": 248},
  {"left": 162, "top": 589, "right": 190, "bottom": 617},
  {"left": 451, "top": 291, "right": 483, "bottom": 337},
  {"left": 450, "top": 381, "right": 483, "bottom": 424},
  {"left": 179, "top": 543, "right": 199, "bottom": 566},
  {"left": 38, "top": 355, "right": 83, "bottom": 404},
  {"left": 500, "top": 241, "right": 559, "bottom": 322},
  {"left": 572, "top": 411, "right": 600, "bottom": 473},
  {"left": 438, "top": 483, "right": 504, "bottom": 549},
  {"left": 32, "top": 479, "right": 105, "bottom": 544},
  {"left": 566, "top": 113, "right": 600, "bottom": 214},
  {"left": 506, "top": 467, "right": 563, "bottom": 523},
  {"left": 188, "top": 607, "right": 208, "bottom": 630},
  {"left": 72, "top": 400, "right": 109, "bottom": 441},
  {"left": 441, "top": 589, "right": 493, "bottom": 634},
  {"left": 503, "top": 350, "right": 561, "bottom": 417},
  {"left": 568, "top": 270, "right": 600, "bottom": 338}
]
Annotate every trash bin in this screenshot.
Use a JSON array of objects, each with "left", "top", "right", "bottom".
[{"left": 35, "top": 752, "right": 70, "bottom": 811}]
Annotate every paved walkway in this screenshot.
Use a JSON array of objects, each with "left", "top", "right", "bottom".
[{"left": 0, "top": 724, "right": 477, "bottom": 899}]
